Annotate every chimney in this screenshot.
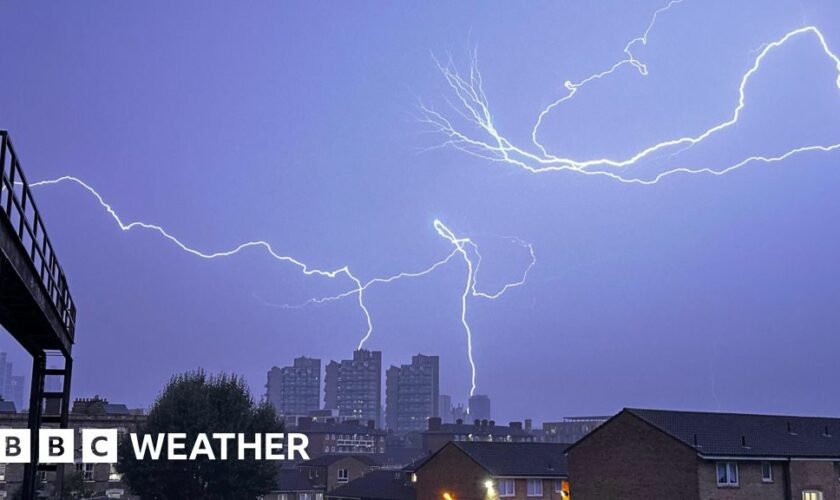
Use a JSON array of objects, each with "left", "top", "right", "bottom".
[
  {"left": 456, "top": 418, "right": 463, "bottom": 425},
  {"left": 298, "top": 416, "right": 313, "bottom": 430},
  {"left": 509, "top": 421, "right": 523, "bottom": 430},
  {"left": 428, "top": 417, "right": 442, "bottom": 431},
  {"left": 481, "top": 419, "right": 489, "bottom": 428},
  {"left": 474, "top": 419, "right": 481, "bottom": 427},
  {"left": 367, "top": 420, "right": 375, "bottom": 430},
  {"left": 489, "top": 420, "right": 495, "bottom": 427}
]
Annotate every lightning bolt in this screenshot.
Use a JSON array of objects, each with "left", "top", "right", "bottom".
[
  {"left": 421, "top": 2, "right": 840, "bottom": 183},
  {"left": 28, "top": 176, "right": 535, "bottom": 396}
]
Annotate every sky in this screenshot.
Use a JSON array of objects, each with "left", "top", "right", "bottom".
[{"left": 1, "top": 0, "right": 839, "bottom": 424}]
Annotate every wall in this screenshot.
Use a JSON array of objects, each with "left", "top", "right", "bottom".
[{"left": 568, "top": 411, "right": 699, "bottom": 500}]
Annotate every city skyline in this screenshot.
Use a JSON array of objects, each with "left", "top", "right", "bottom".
[{"left": 0, "top": 0, "right": 839, "bottom": 423}]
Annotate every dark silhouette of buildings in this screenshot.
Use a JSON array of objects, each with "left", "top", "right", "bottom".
[
  {"left": 385, "top": 354, "right": 439, "bottom": 432},
  {"left": 324, "top": 350, "right": 382, "bottom": 427},
  {"left": 438, "top": 395, "right": 452, "bottom": 424},
  {"left": 468, "top": 394, "right": 491, "bottom": 421},
  {"left": 0, "top": 352, "right": 25, "bottom": 411},
  {"left": 422, "top": 417, "right": 536, "bottom": 453},
  {"left": 266, "top": 356, "right": 321, "bottom": 416}
]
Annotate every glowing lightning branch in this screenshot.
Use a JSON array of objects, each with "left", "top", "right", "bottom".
[
  {"left": 28, "top": 176, "right": 374, "bottom": 346},
  {"left": 29, "top": 177, "right": 536, "bottom": 396},
  {"left": 421, "top": 1, "right": 840, "bottom": 183}
]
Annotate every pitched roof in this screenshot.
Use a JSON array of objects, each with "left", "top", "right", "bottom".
[
  {"left": 453, "top": 442, "right": 570, "bottom": 477},
  {"left": 626, "top": 408, "right": 840, "bottom": 459},
  {"left": 275, "top": 468, "right": 317, "bottom": 492},
  {"left": 328, "top": 470, "right": 415, "bottom": 500}
]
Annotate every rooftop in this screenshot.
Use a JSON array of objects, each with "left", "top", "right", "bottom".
[
  {"left": 328, "top": 470, "right": 414, "bottom": 500},
  {"left": 626, "top": 408, "right": 840, "bottom": 459}
]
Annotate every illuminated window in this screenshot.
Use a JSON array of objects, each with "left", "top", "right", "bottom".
[
  {"left": 498, "top": 479, "right": 515, "bottom": 497},
  {"left": 109, "top": 463, "right": 122, "bottom": 482},
  {"left": 338, "top": 468, "right": 349, "bottom": 483},
  {"left": 761, "top": 462, "right": 773, "bottom": 482},
  {"left": 526, "top": 479, "right": 543, "bottom": 497},
  {"left": 803, "top": 492, "right": 823, "bottom": 500},
  {"left": 716, "top": 461, "right": 738, "bottom": 486}
]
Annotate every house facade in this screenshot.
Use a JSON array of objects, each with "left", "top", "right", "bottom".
[
  {"left": 413, "top": 441, "right": 570, "bottom": 500},
  {"left": 568, "top": 408, "right": 840, "bottom": 500}
]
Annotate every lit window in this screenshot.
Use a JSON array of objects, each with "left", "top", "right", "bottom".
[
  {"left": 803, "top": 492, "right": 824, "bottom": 500},
  {"left": 109, "top": 463, "right": 122, "bottom": 482},
  {"left": 761, "top": 462, "right": 773, "bottom": 482},
  {"left": 716, "top": 461, "right": 738, "bottom": 486},
  {"left": 338, "top": 468, "right": 349, "bottom": 483},
  {"left": 526, "top": 479, "right": 543, "bottom": 497},
  {"left": 498, "top": 479, "right": 515, "bottom": 497},
  {"left": 0, "top": 463, "right": 5, "bottom": 482}
]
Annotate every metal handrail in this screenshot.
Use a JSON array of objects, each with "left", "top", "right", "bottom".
[{"left": 0, "top": 130, "right": 76, "bottom": 339}]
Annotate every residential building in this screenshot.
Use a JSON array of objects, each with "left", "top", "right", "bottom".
[
  {"left": 324, "top": 350, "right": 382, "bottom": 426},
  {"left": 468, "top": 394, "right": 491, "bottom": 421},
  {"left": 538, "top": 416, "right": 609, "bottom": 443},
  {"left": 268, "top": 455, "right": 380, "bottom": 500},
  {"left": 0, "top": 396, "right": 145, "bottom": 499},
  {"left": 421, "top": 417, "right": 536, "bottom": 453},
  {"left": 267, "top": 357, "right": 321, "bottom": 416},
  {"left": 292, "top": 417, "right": 387, "bottom": 456},
  {"left": 328, "top": 470, "right": 415, "bottom": 500},
  {"left": 438, "top": 395, "right": 452, "bottom": 424},
  {"left": 385, "top": 354, "right": 439, "bottom": 433},
  {"left": 568, "top": 408, "right": 840, "bottom": 500},
  {"left": 0, "top": 352, "right": 25, "bottom": 410},
  {"left": 412, "top": 441, "right": 571, "bottom": 500}
]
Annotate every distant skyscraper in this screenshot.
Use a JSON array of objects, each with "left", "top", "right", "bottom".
[
  {"left": 323, "top": 350, "right": 382, "bottom": 426},
  {"left": 468, "top": 394, "right": 491, "bottom": 421},
  {"left": 452, "top": 403, "right": 468, "bottom": 423},
  {"left": 7, "top": 376, "right": 24, "bottom": 411},
  {"left": 438, "top": 394, "right": 453, "bottom": 424},
  {"left": 265, "top": 357, "right": 321, "bottom": 416},
  {"left": 0, "top": 352, "right": 25, "bottom": 411},
  {"left": 385, "top": 354, "right": 440, "bottom": 432}
]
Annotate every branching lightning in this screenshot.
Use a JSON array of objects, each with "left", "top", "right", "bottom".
[
  {"left": 421, "top": 2, "right": 840, "bottom": 183},
  {"left": 29, "top": 176, "right": 535, "bottom": 395}
]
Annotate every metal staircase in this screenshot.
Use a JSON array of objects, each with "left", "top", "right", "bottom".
[{"left": 0, "top": 130, "right": 77, "bottom": 499}]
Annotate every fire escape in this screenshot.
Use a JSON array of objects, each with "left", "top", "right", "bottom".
[{"left": 0, "top": 130, "right": 76, "bottom": 499}]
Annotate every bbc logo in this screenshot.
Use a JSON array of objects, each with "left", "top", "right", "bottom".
[{"left": 0, "top": 429, "right": 118, "bottom": 464}]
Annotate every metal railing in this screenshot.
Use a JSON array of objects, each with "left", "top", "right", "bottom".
[{"left": 0, "top": 130, "right": 76, "bottom": 339}]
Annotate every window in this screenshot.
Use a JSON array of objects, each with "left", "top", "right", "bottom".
[
  {"left": 803, "top": 492, "right": 824, "bottom": 500},
  {"left": 498, "top": 478, "right": 515, "bottom": 497},
  {"left": 527, "top": 479, "right": 543, "bottom": 497},
  {"left": 37, "top": 470, "right": 48, "bottom": 483},
  {"left": 337, "top": 468, "right": 349, "bottom": 483},
  {"left": 300, "top": 494, "right": 312, "bottom": 500},
  {"left": 109, "top": 463, "right": 122, "bottom": 482},
  {"left": 761, "top": 462, "right": 773, "bottom": 482},
  {"left": 716, "top": 461, "right": 738, "bottom": 486},
  {"left": 0, "top": 463, "right": 5, "bottom": 482}
]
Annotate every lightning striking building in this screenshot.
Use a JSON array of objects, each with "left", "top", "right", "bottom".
[
  {"left": 266, "top": 357, "right": 321, "bottom": 416},
  {"left": 385, "top": 354, "right": 440, "bottom": 432},
  {"left": 323, "top": 350, "right": 382, "bottom": 427},
  {"left": 468, "top": 394, "right": 491, "bottom": 421}
]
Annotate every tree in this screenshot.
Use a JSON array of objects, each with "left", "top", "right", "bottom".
[{"left": 117, "top": 370, "right": 282, "bottom": 499}]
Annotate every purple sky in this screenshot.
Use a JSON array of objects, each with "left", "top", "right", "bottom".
[{"left": 1, "top": 0, "right": 840, "bottom": 423}]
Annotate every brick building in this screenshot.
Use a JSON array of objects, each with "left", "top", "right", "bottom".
[
  {"left": 568, "top": 408, "right": 840, "bottom": 500},
  {"left": 385, "top": 354, "right": 439, "bottom": 433},
  {"left": 537, "top": 416, "right": 608, "bottom": 444},
  {"left": 0, "top": 397, "right": 145, "bottom": 499},
  {"left": 328, "top": 469, "right": 415, "bottom": 500},
  {"left": 421, "top": 417, "right": 535, "bottom": 454},
  {"left": 413, "top": 441, "right": 571, "bottom": 499},
  {"left": 266, "top": 357, "right": 321, "bottom": 416},
  {"left": 268, "top": 455, "right": 380, "bottom": 500},
  {"left": 291, "top": 417, "right": 387, "bottom": 456}
]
